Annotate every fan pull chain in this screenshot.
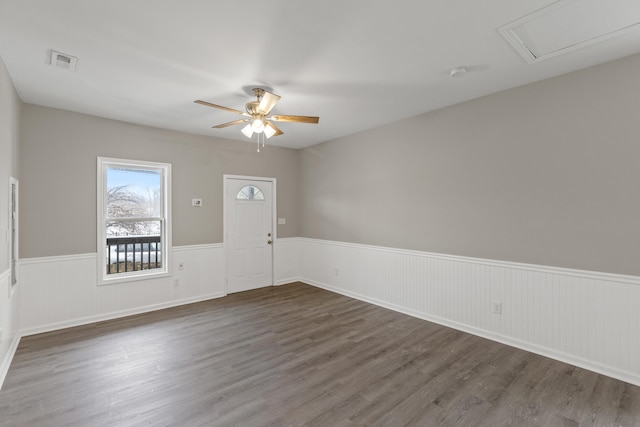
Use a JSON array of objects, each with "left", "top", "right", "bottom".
[{"left": 255, "top": 132, "right": 266, "bottom": 152}]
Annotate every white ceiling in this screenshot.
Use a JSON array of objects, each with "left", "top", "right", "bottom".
[{"left": 1, "top": 0, "right": 640, "bottom": 149}]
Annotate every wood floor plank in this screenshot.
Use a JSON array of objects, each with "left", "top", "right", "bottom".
[{"left": 1, "top": 282, "right": 639, "bottom": 426}]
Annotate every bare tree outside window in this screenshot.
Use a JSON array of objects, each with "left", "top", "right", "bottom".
[{"left": 106, "top": 184, "right": 161, "bottom": 237}]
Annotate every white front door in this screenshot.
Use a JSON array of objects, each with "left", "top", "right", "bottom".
[{"left": 225, "top": 177, "right": 274, "bottom": 294}]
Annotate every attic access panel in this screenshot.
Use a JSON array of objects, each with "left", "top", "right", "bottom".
[{"left": 499, "top": 0, "right": 640, "bottom": 63}]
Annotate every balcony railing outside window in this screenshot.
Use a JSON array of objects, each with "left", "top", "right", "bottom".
[{"left": 106, "top": 235, "right": 162, "bottom": 274}]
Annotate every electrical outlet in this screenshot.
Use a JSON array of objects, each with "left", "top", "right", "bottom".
[
  {"left": 174, "top": 278, "right": 180, "bottom": 288},
  {"left": 334, "top": 268, "right": 339, "bottom": 277},
  {"left": 492, "top": 302, "right": 502, "bottom": 315}
]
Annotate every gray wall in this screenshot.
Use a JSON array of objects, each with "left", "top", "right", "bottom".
[
  {"left": 299, "top": 54, "right": 640, "bottom": 276},
  {"left": 20, "top": 105, "right": 299, "bottom": 258},
  {"left": 16, "top": 53, "right": 640, "bottom": 275}
]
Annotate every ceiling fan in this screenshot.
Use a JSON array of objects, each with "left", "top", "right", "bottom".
[{"left": 194, "top": 88, "right": 319, "bottom": 140}]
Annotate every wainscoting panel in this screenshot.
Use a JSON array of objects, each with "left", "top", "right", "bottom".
[
  {"left": 0, "top": 269, "right": 20, "bottom": 390},
  {"left": 19, "top": 245, "right": 225, "bottom": 336},
  {"left": 274, "top": 237, "right": 301, "bottom": 285},
  {"left": 296, "top": 238, "right": 640, "bottom": 387},
  {"left": 11, "top": 238, "right": 640, "bottom": 388}
]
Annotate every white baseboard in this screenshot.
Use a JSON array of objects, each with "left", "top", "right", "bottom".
[
  {"left": 0, "top": 333, "right": 20, "bottom": 391},
  {"left": 303, "top": 278, "right": 640, "bottom": 387},
  {"left": 1, "top": 291, "right": 226, "bottom": 391},
  {"left": 296, "top": 238, "right": 640, "bottom": 387},
  {"left": 0, "top": 268, "right": 9, "bottom": 283},
  {"left": 21, "top": 291, "right": 226, "bottom": 337},
  {"left": 275, "top": 276, "right": 303, "bottom": 286},
  {"left": 9, "top": 238, "right": 640, "bottom": 390},
  {"left": 19, "top": 244, "right": 226, "bottom": 332}
]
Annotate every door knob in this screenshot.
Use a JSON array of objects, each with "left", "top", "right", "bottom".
[{"left": 267, "top": 240, "right": 272, "bottom": 245}]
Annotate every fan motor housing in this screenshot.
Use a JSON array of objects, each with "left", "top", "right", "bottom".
[{"left": 245, "top": 101, "right": 261, "bottom": 116}]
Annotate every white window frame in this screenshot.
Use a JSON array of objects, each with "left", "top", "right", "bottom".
[{"left": 97, "top": 157, "right": 172, "bottom": 285}]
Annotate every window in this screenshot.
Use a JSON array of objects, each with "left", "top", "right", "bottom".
[
  {"left": 236, "top": 185, "right": 264, "bottom": 200},
  {"left": 97, "top": 157, "right": 171, "bottom": 285}
]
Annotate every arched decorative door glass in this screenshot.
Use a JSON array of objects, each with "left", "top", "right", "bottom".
[{"left": 236, "top": 185, "right": 265, "bottom": 201}]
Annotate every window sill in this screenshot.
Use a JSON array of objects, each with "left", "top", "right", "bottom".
[{"left": 98, "top": 269, "right": 171, "bottom": 286}]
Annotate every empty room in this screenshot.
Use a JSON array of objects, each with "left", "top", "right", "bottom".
[{"left": 1, "top": 0, "right": 640, "bottom": 425}]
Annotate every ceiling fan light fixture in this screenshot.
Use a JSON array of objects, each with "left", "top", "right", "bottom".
[
  {"left": 251, "top": 118, "right": 265, "bottom": 133},
  {"left": 195, "top": 87, "right": 319, "bottom": 147},
  {"left": 264, "top": 122, "right": 277, "bottom": 139},
  {"left": 241, "top": 123, "right": 254, "bottom": 138}
]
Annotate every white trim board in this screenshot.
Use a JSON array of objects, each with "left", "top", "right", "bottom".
[
  {"left": 19, "top": 253, "right": 97, "bottom": 265},
  {"left": 2, "top": 240, "right": 296, "bottom": 390},
  {"left": 0, "top": 268, "right": 19, "bottom": 391},
  {"left": 16, "top": 239, "right": 295, "bottom": 336},
  {"left": 298, "top": 238, "right": 640, "bottom": 286},
  {"left": 18, "top": 244, "right": 227, "bottom": 334},
  {"left": 174, "top": 243, "right": 223, "bottom": 252},
  {"left": 303, "top": 278, "right": 640, "bottom": 388},
  {"left": 18, "top": 243, "right": 225, "bottom": 265},
  {"left": 0, "top": 333, "right": 20, "bottom": 391},
  {"left": 9, "top": 238, "right": 640, "bottom": 391},
  {"left": 295, "top": 237, "right": 640, "bottom": 387},
  {"left": 20, "top": 292, "right": 225, "bottom": 337}
]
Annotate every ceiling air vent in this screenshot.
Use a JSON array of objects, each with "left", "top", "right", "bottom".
[
  {"left": 49, "top": 50, "right": 78, "bottom": 71},
  {"left": 499, "top": 0, "right": 640, "bottom": 63}
]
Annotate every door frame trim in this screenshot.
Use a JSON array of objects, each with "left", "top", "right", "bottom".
[
  {"left": 8, "top": 176, "right": 18, "bottom": 298},
  {"left": 223, "top": 174, "right": 277, "bottom": 294}
]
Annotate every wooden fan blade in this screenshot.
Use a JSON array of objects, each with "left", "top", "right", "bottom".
[
  {"left": 270, "top": 114, "right": 319, "bottom": 124},
  {"left": 257, "top": 91, "right": 281, "bottom": 115},
  {"left": 194, "top": 100, "right": 246, "bottom": 116},
  {"left": 265, "top": 121, "right": 284, "bottom": 137},
  {"left": 212, "top": 119, "right": 248, "bottom": 129}
]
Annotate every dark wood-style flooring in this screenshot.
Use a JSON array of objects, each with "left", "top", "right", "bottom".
[{"left": 1, "top": 282, "right": 639, "bottom": 426}]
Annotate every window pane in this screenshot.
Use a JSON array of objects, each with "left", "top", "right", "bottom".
[
  {"left": 236, "top": 185, "right": 264, "bottom": 200},
  {"left": 106, "top": 220, "right": 161, "bottom": 238},
  {"left": 107, "top": 167, "right": 161, "bottom": 218}
]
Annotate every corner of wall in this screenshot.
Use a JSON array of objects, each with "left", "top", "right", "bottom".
[{"left": 0, "top": 54, "right": 23, "bottom": 390}]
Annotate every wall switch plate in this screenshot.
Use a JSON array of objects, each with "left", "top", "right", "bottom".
[
  {"left": 278, "top": 218, "right": 286, "bottom": 225},
  {"left": 192, "top": 198, "right": 202, "bottom": 207}
]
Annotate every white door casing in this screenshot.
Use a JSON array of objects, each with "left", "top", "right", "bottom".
[
  {"left": 224, "top": 176, "right": 275, "bottom": 294},
  {"left": 9, "top": 177, "right": 18, "bottom": 296}
]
